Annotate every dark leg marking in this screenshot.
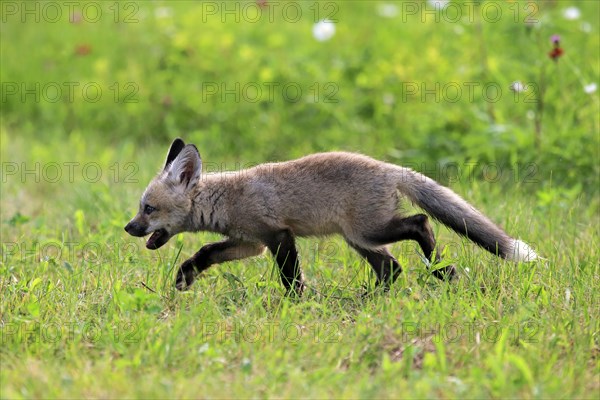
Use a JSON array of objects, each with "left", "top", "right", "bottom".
[
  {"left": 175, "top": 240, "right": 264, "bottom": 290},
  {"left": 349, "top": 244, "right": 402, "bottom": 289},
  {"left": 367, "top": 214, "right": 456, "bottom": 280},
  {"left": 263, "top": 229, "right": 304, "bottom": 296}
]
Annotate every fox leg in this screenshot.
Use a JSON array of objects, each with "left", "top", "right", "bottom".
[
  {"left": 348, "top": 244, "right": 402, "bottom": 289},
  {"left": 176, "top": 240, "right": 265, "bottom": 290},
  {"left": 366, "top": 214, "right": 456, "bottom": 280},
  {"left": 263, "top": 229, "right": 304, "bottom": 296}
]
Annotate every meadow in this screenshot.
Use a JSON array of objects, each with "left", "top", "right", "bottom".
[{"left": 1, "top": 1, "right": 599, "bottom": 398}]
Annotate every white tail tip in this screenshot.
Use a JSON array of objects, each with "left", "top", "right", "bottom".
[{"left": 507, "top": 240, "right": 538, "bottom": 262}]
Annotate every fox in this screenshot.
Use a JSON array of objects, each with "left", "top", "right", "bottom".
[{"left": 125, "top": 138, "right": 538, "bottom": 295}]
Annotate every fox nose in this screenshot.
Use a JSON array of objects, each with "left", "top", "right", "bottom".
[{"left": 124, "top": 221, "right": 147, "bottom": 237}]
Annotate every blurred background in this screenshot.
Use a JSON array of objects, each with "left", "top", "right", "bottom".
[{"left": 1, "top": 0, "right": 598, "bottom": 208}]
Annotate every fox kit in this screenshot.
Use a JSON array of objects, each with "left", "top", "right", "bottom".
[{"left": 125, "top": 139, "right": 537, "bottom": 295}]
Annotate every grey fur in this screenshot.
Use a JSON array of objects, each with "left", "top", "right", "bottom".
[
  {"left": 192, "top": 152, "right": 524, "bottom": 259},
  {"left": 126, "top": 141, "right": 537, "bottom": 291}
]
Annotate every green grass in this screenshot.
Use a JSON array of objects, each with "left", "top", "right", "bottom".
[
  {"left": 1, "top": 132, "right": 598, "bottom": 398},
  {"left": 1, "top": 0, "right": 599, "bottom": 398}
]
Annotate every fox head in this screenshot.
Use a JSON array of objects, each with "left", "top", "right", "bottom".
[{"left": 124, "top": 138, "right": 202, "bottom": 249}]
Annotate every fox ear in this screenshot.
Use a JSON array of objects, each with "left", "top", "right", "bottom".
[
  {"left": 166, "top": 144, "right": 202, "bottom": 188},
  {"left": 164, "top": 138, "right": 186, "bottom": 171}
]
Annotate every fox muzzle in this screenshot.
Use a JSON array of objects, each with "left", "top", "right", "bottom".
[{"left": 124, "top": 221, "right": 147, "bottom": 237}]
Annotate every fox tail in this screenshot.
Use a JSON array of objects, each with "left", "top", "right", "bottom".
[{"left": 396, "top": 168, "right": 538, "bottom": 262}]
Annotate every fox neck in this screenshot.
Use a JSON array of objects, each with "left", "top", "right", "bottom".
[{"left": 190, "top": 177, "right": 230, "bottom": 234}]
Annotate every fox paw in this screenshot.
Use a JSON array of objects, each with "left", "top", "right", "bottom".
[
  {"left": 283, "top": 282, "right": 305, "bottom": 298},
  {"left": 175, "top": 260, "right": 196, "bottom": 291},
  {"left": 432, "top": 265, "right": 458, "bottom": 281}
]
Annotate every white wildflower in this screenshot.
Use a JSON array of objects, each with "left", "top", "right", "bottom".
[
  {"left": 377, "top": 3, "right": 398, "bottom": 18},
  {"left": 563, "top": 7, "right": 581, "bottom": 20},
  {"left": 428, "top": 0, "right": 450, "bottom": 10},
  {"left": 313, "top": 20, "right": 336, "bottom": 42},
  {"left": 510, "top": 81, "right": 527, "bottom": 93},
  {"left": 584, "top": 83, "right": 597, "bottom": 94},
  {"left": 155, "top": 7, "right": 173, "bottom": 19}
]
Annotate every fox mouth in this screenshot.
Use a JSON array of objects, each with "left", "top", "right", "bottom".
[{"left": 146, "top": 228, "right": 169, "bottom": 250}]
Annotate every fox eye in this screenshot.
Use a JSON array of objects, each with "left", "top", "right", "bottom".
[{"left": 144, "top": 205, "right": 157, "bottom": 215}]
